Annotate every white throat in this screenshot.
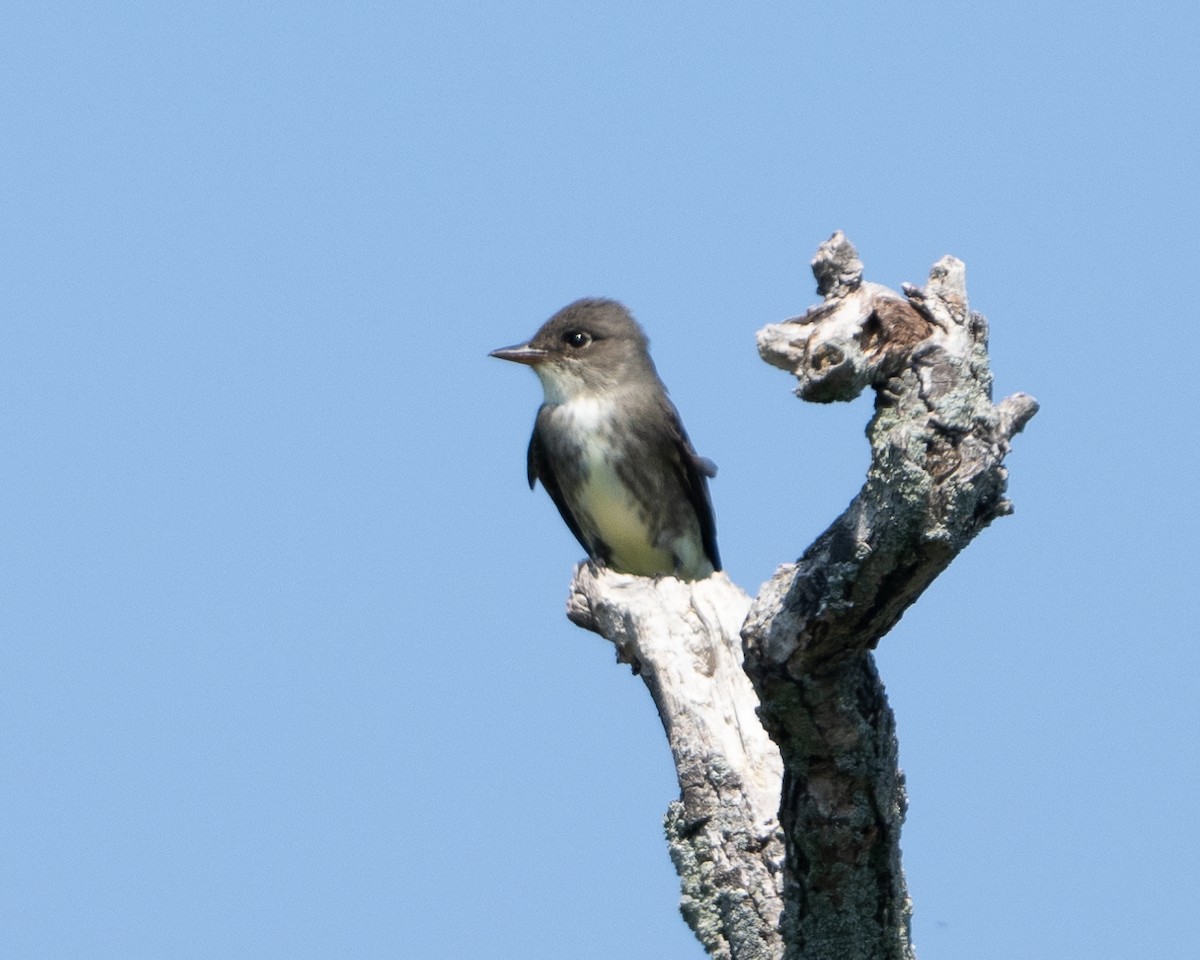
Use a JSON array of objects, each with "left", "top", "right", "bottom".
[{"left": 534, "top": 363, "right": 599, "bottom": 407}]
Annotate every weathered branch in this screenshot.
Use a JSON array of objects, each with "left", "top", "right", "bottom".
[
  {"left": 747, "top": 230, "right": 1037, "bottom": 669},
  {"left": 560, "top": 233, "right": 1036, "bottom": 959},
  {"left": 568, "top": 568, "right": 785, "bottom": 959},
  {"left": 742, "top": 232, "right": 1037, "bottom": 959}
]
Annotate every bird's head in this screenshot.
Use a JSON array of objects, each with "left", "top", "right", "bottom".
[{"left": 490, "top": 298, "right": 658, "bottom": 403}]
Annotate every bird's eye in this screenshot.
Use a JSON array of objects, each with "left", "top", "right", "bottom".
[{"left": 562, "top": 330, "right": 592, "bottom": 348}]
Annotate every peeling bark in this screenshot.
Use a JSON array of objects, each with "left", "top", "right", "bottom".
[
  {"left": 568, "top": 569, "right": 785, "bottom": 960},
  {"left": 561, "top": 233, "right": 1037, "bottom": 959}
]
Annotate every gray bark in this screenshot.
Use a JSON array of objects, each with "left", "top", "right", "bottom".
[{"left": 565, "top": 233, "right": 1037, "bottom": 959}]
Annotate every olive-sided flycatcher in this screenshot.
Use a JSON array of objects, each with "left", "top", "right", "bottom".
[{"left": 490, "top": 298, "right": 720, "bottom": 581}]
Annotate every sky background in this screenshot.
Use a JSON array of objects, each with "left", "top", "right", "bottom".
[{"left": 3, "top": 2, "right": 1197, "bottom": 958}]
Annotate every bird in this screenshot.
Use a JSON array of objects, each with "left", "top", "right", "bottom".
[{"left": 490, "top": 298, "right": 720, "bottom": 580}]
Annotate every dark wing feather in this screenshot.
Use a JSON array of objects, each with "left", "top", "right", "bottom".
[
  {"left": 656, "top": 395, "right": 722, "bottom": 572},
  {"left": 527, "top": 416, "right": 593, "bottom": 559}
]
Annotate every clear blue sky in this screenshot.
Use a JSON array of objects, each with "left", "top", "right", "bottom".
[{"left": 3, "top": 2, "right": 1197, "bottom": 958}]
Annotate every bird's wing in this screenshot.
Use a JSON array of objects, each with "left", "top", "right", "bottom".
[
  {"left": 654, "top": 395, "right": 722, "bottom": 573},
  {"left": 527, "top": 415, "right": 593, "bottom": 559}
]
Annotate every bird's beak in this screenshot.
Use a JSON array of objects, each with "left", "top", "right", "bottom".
[{"left": 489, "top": 343, "right": 549, "bottom": 366}]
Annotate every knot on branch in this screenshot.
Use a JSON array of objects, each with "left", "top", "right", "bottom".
[
  {"left": 758, "top": 232, "right": 971, "bottom": 405},
  {"left": 811, "top": 230, "right": 864, "bottom": 298}
]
